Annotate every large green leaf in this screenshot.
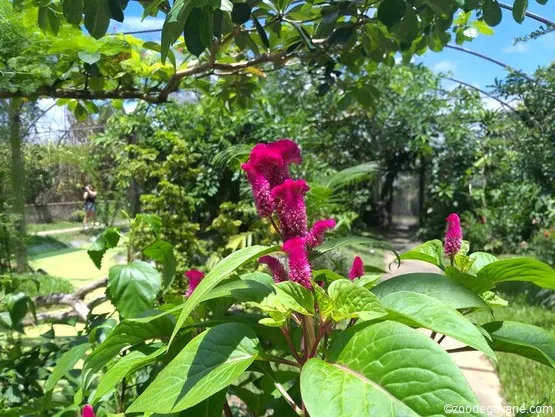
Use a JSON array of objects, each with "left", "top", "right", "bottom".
[
  {"left": 381, "top": 291, "right": 496, "bottom": 360},
  {"left": 328, "top": 279, "right": 387, "bottom": 322},
  {"left": 84, "top": 0, "right": 111, "bottom": 39},
  {"left": 161, "top": 0, "right": 193, "bottom": 62},
  {"left": 274, "top": 281, "right": 315, "bottom": 315},
  {"left": 483, "top": 0, "right": 502, "bottom": 26},
  {"left": 377, "top": 0, "right": 405, "bottom": 28},
  {"left": 512, "top": 0, "right": 528, "bottom": 23},
  {"left": 483, "top": 321, "right": 555, "bottom": 368},
  {"left": 169, "top": 245, "right": 278, "bottom": 346},
  {"left": 107, "top": 260, "right": 161, "bottom": 318},
  {"left": 127, "top": 323, "right": 260, "bottom": 413},
  {"left": 62, "top": 0, "right": 84, "bottom": 25},
  {"left": 185, "top": 389, "right": 227, "bottom": 417},
  {"left": 468, "top": 252, "right": 497, "bottom": 275},
  {"left": 84, "top": 313, "right": 175, "bottom": 375},
  {"left": 445, "top": 266, "right": 493, "bottom": 293},
  {"left": 478, "top": 258, "right": 555, "bottom": 289},
  {"left": 301, "top": 321, "right": 484, "bottom": 417},
  {"left": 44, "top": 343, "right": 91, "bottom": 392},
  {"left": 372, "top": 272, "right": 489, "bottom": 310},
  {"left": 202, "top": 277, "right": 274, "bottom": 304},
  {"left": 143, "top": 240, "right": 177, "bottom": 290},
  {"left": 87, "top": 227, "right": 120, "bottom": 269},
  {"left": 400, "top": 239, "right": 444, "bottom": 268},
  {"left": 92, "top": 345, "right": 167, "bottom": 403}
]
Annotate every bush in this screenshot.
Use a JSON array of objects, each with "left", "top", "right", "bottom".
[{"left": 69, "top": 209, "right": 85, "bottom": 222}]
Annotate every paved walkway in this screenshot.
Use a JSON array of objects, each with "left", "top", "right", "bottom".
[
  {"left": 382, "top": 230, "right": 507, "bottom": 417},
  {"left": 35, "top": 221, "right": 126, "bottom": 237}
]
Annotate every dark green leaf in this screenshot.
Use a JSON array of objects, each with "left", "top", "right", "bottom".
[
  {"left": 274, "top": 281, "right": 315, "bottom": 315},
  {"left": 377, "top": 0, "right": 406, "bottom": 28},
  {"left": 5, "top": 292, "right": 31, "bottom": 327},
  {"left": 483, "top": 0, "right": 502, "bottom": 27},
  {"left": 424, "top": 0, "right": 455, "bottom": 16},
  {"left": 231, "top": 2, "right": 251, "bottom": 24},
  {"left": 328, "top": 24, "right": 356, "bottom": 46},
  {"left": 301, "top": 321, "right": 483, "bottom": 417},
  {"left": 47, "top": 8, "right": 60, "bottom": 35},
  {"left": 143, "top": 240, "right": 177, "bottom": 290},
  {"left": 253, "top": 16, "right": 270, "bottom": 48},
  {"left": 127, "top": 323, "right": 260, "bottom": 413},
  {"left": 63, "top": 0, "right": 83, "bottom": 25},
  {"left": 44, "top": 343, "right": 91, "bottom": 391},
  {"left": 161, "top": 0, "right": 193, "bottom": 62},
  {"left": 445, "top": 266, "right": 493, "bottom": 293},
  {"left": 315, "top": 8, "right": 338, "bottom": 38},
  {"left": 87, "top": 227, "right": 120, "bottom": 269},
  {"left": 84, "top": 0, "right": 111, "bottom": 39},
  {"left": 107, "top": 260, "right": 161, "bottom": 318},
  {"left": 290, "top": 21, "right": 315, "bottom": 50},
  {"left": 38, "top": 5, "right": 48, "bottom": 33},
  {"left": 184, "top": 7, "right": 210, "bottom": 57},
  {"left": 483, "top": 321, "right": 555, "bottom": 368},
  {"left": 372, "top": 272, "right": 490, "bottom": 310},
  {"left": 108, "top": 0, "right": 124, "bottom": 22},
  {"left": 512, "top": 0, "right": 528, "bottom": 23},
  {"left": 186, "top": 389, "right": 227, "bottom": 417},
  {"left": 315, "top": 236, "right": 398, "bottom": 263}
]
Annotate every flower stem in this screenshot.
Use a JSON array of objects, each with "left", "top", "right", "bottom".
[
  {"left": 301, "top": 316, "right": 316, "bottom": 362},
  {"left": 274, "top": 381, "right": 304, "bottom": 416},
  {"left": 281, "top": 325, "right": 302, "bottom": 363},
  {"left": 269, "top": 216, "right": 285, "bottom": 241}
]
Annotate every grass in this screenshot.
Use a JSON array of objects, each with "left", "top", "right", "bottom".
[
  {"left": 27, "top": 220, "right": 82, "bottom": 234},
  {"left": 470, "top": 295, "right": 555, "bottom": 414}
]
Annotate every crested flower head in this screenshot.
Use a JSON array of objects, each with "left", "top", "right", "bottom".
[
  {"left": 185, "top": 269, "right": 205, "bottom": 297},
  {"left": 82, "top": 405, "right": 95, "bottom": 417},
  {"left": 444, "top": 213, "right": 463, "bottom": 257},
  {"left": 259, "top": 255, "right": 288, "bottom": 283},
  {"left": 348, "top": 256, "right": 365, "bottom": 280},
  {"left": 272, "top": 179, "right": 310, "bottom": 240},
  {"left": 241, "top": 162, "right": 274, "bottom": 217},
  {"left": 306, "top": 218, "right": 336, "bottom": 248},
  {"left": 282, "top": 237, "right": 312, "bottom": 288},
  {"left": 247, "top": 139, "right": 302, "bottom": 187}
]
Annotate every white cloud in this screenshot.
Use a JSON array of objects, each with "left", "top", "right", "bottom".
[
  {"left": 433, "top": 60, "right": 456, "bottom": 73},
  {"left": 113, "top": 16, "right": 165, "bottom": 34},
  {"left": 481, "top": 97, "right": 502, "bottom": 111},
  {"left": 123, "top": 101, "right": 138, "bottom": 113},
  {"left": 502, "top": 43, "right": 529, "bottom": 53}
]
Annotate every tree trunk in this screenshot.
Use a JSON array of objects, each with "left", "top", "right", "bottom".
[{"left": 8, "top": 99, "right": 27, "bottom": 272}]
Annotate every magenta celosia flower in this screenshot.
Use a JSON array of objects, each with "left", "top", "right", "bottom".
[
  {"left": 185, "top": 270, "right": 205, "bottom": 297},
  {"left": 444, "top": 213, "right": 463, "bottom": 257},
  {"left": 241, "top": 163, "right": 274, "bottom": 217},
  {"left": 282, "top": 237, "right": 312, "bottom": 289},
  {"left": 348, "top": 256, "right": 365, "bottom": 280},
  {"left": 248, "top": 139, "right": 302, "bottom": 187},
  {"left": 82, "top": 405, "right": 95, "bottom": 417},
  {"left": 259, "top": 255, "right": 288, "bottom": 283},
  {"left": 306, "top": 218, "right": 336, "bottom": 248},
  {"left": 272, "top": 179, "right": 310, "bottom": 240}
]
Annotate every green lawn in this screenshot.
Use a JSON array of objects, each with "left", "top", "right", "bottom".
[
  {"left": 27, "top": 220, "right": 83, "bottom": 234},
  {"left": 470, "top": 295, "right": 555, "bottom": 414}
]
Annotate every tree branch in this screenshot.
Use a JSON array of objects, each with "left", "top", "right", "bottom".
[{"left": 498, "top": 2, "right": 555, "bottom": 26}]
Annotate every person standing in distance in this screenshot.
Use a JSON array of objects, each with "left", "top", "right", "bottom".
[{"left": 83, "top": 184, "right": 97, "bottom": 229}]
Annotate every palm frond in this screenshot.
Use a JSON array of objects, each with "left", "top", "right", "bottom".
[
  {"left": 324, "top": 162, "right": 379, "bottom": 190},
  {"left": 212, "top": 144, "right": 252, "bottom": 170}
]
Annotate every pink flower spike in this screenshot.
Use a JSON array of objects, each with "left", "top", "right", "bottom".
[
  {"left": 444, "top": 213, "right": 463, "bottom": 257},
  {"left": 185, "top": 270, "right": 205, "bottom": 297},
  {"left": 270, "top": 139, "right": 302, "bottom": 165},
  {"left": 241, "top": 163, "right": 275, "bottom": 217},
  {"left": 348, "top": 256, "right": 365, "bottom": 280},
  {"left": 248, "top": 140, "right": 302, "bottom": 187},
  {"left": 282, "top": 238, "right": 312, "bottom": 289},
  {"left": 272, "top": 179, "right": 310, "bottom": 240},
  {"left": 259, "top": 255, "right": 288, "bottom": 283},
  {"left": 306, "top": 219, "right": 336, "bottom": 248},
  {"left": 82, "top": 405, "right": 95, "bottom": 417}
]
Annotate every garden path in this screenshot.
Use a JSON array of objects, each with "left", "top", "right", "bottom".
[{"left": 382, "top": 230, "right": 508, "bottom": 417}]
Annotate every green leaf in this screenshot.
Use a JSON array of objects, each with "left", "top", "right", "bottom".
[
  {"left": 78, "top": 51, "right": 101, "bottom": 65},
  {"left": 202, "top": 277, "right": 274, "bottom": 303},
  {"left": 107, "top": 260, "right": 161, "bottom": 318},
  {"left": 377, "top": 0, "right": 406, "bottom": 28},
  {"left": 127, "top": 323, "right": 260, "bottom": 413},
  {"left": 483, "top": 0, "right": 502, "bottom": 27},
  {"left": 47, "top": 8, "right": 60, "bottom": 35},
  {"left": 45, "top": 343, "right": 91, "bottom": 392},
  {"left": 400, "top": 239, "right": 444, "bottom": 267},
  {"left": 161, "top": 0, "right": 193, "bottom": 62},
  {"left": 84, "top": 0, "right": 111, "bottom": 39},
  {"left": 5, "top": 292, "right": 31, "bottom": 327},
  {"left": 253, "top": 16, "right": 270, "bottom": 48},
  {"left": 472, "top": 20, "right": 495, "bottom": 35},
  {"left": 328, "top": 24, "right": 356, "bottom": 47},
  {"left": 108, "top": 0, "right": 124, "bottom": 22},
  {"left": 92, "top": 345, "right": 167, "bottom": 403},
  {"left": 372, "top": 272, "right": 490, "bottom": 310},
  {"left": 63, "top": 0, "right": 83, "bottom": 24},
  {"left": 169, "top": 245, "right": 278, "bottom": 346},
  {"left": 274, "top": 281, "right": 315, "bottom": 315},
  {"left": 381, "top": 292, "right": 496, "bottom": 360},
  {"left": 184, "top": 7, "right": 211, "bottom": 56},
  {"left": 478, "top": 258, "right": 555, "bottom": 289},
  {"left": 468, "top": 252, "right": 498, "bottom": 275},
  {"left": 328, "top": 279, "right": 387, "bottom": 321},
  {"left": 315, "top": 8, "right": 338, "bottom": 38},
  {"left": 231, "top": 2, "right": 251, "bottom": 24},
  {"left": 84, "top": 313, "right": 175, "bottom": 375},
  {"left": 186, "top": 390, "right": 227, "bottom": 417},
  {"left": 301, "top": 321, "right": 484, "bottom": 417},
  {"left": 134, "top": 213, "right": 163, "bottom": 238},
  {"left": 483, "top": 321, "right": 555, "bottom": 368},
  {"left": 87, "top": 227, "right": 120, "bottom": 269},
  {"left": 314, "top": 284, "right": 334, "bottom": 320},
  {"left": 424, "top": 0, "right": 455, "bottom": 16},
  {"left": 143, "top": 240, "right": 177, "bottom": 290},
  {"left": 445, "top": 266, "right": 493, "bottom": 293},
  {"left": 38, "top": 5, "right": 48, "bottom": 33},
  {"left": 290, "top": 21, "right": 315, "bottom": 50}
]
